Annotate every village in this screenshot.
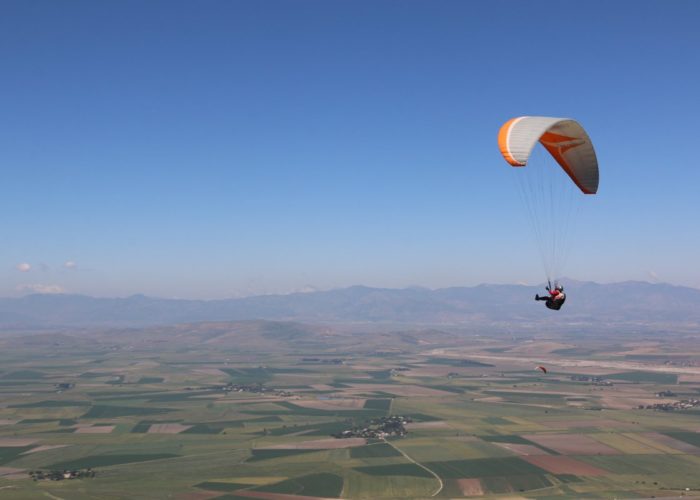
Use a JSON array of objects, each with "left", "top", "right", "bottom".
[
  {"left": 186, "top": 383, "right": 294, "bottom": 397},
  {"left": 570, "top": 375, "right": 613, "bottom": 386},
  {"left": 29, "top": 469, "right": 95, "bottom": 481},
  {"left": 638, "top": 399, "right": 700, "bottom": 411},
  {"left": 332, "top": 415, "right": 412, "bottom": 439}
]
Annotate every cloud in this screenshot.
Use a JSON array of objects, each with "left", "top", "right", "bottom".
[
  {"left": 16, "top": 263, "right": 31, "bottom": 272},
  {"left": 17, "top": 284, "right": 65, "bottom": 294},
  {"left": 63, "top": 261, "right": 77, "bottom": 269}
]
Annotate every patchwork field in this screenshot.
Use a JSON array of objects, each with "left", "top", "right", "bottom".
[{"left": 1, "top": 320, "right": 700, "bottom": 498}]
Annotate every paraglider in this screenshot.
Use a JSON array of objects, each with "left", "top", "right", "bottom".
[
  {"left": 535, "top": 365, "right": 548, "bottom": 374},
  {"left": 535, "top": 283, "right": 566, "bottom": 310},
  {"left": 498, "top": 116, "right": 599, "bottom": 310}
]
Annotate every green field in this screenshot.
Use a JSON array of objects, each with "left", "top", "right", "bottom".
[
  {"left": 350, "top": 443, "right": 403, "bottom": 458},
  {"left": 9, "top": 400, "right": 91, "bottom": 408},
  {"left": 0, "top": 446, "right": 34, "bottom": 465},
  {"left": 603, "top": 371, "right": 679, "bottom": 384},
  {"left": 354, "top": 463, "right": 435, "bottom": 478},
  {"left": 664, "top": 431, "right": 700, "bottom": 447},
  {"left": 256, "top": 472, "right": 344, "bottom": 497},
  {"left": 423, "top": 457, "right": 548, "bottom": 479},
  {"left": 82, "top": 405, "right": 174, "bottom": 418},
  {"left": 47, "top": 454, "right": 180, "bottom": 469},
  {"left": 363, "top": 398, "right": 392, "bottom": 410}
]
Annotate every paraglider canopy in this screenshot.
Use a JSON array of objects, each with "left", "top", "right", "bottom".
[
  {"left": 535, "top": 365, "right": 548, "bottom": 374},
  {"left": 498, "top": 116, "right": 599, "bottom": 194}
]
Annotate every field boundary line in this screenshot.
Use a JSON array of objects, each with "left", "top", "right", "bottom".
[
  {"left": 383, "top": 439, "right": 443, "bottom": 497},
  {"left": 43, "top": 493, "right": 66, "bottom": 500}
]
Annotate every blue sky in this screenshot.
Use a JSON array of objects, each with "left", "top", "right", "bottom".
[{"left": 2, "top": 0, "right": 699, "bottom": 298}]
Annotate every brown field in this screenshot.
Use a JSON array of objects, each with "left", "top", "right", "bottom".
[
  {"left": 542, "top": 419, "right": 630, "bottom": 430},
  {"left": 599, "top": 394, "right": 657, "bottom": 410},
  {"left": 0, "top": 438, "right": 38, "bottom": 446},
  {"left": 641, "top": 432, "right": 700, "bottom": 454},
  {"left": 473, "top": 396, "right": 503, "bottom": 403},
  {"left": 405, "top": 421, "right": 450, "bottom": 429},
  {"left": 406, "top": 365, "right": 497, "bottom": 377},
  {"left": 492, "top": 443, "right": 548, "bottom": 456},
  {"left": 0, "top": 420, "right": 18, "bottom": 426},
  {"left": 260, "top": 437, "right": 366, "bottom": 450},
  {"left": 522, "top": 434, "right": 620, "bottom": 455},
  {"left": 192, "top": 368, "right": 228, "bottom": 376},
  {"left": 618, "top": 342, "right": 663, "bottom": 355},
  {"left": 148, "top": 423, "right": 192, "bottom": 434},
  {"left": 455, "top": 478, "right": 484, "bottom": 496},
  {"left": 522, "top": 455, "right": 609, "bottom": 475},
  {"left": 592, "top": 433, "right": 665, "bottom": 454},
  {"left": 219, "top": 397, "right": 286, "bottom": 404},
  {"left": 349, "top": 364, "right": 383, "bottom": 371},
  {"left": 486, "top": 389, "right": 578, "bottom": 398},
  {"left": 0, "top": 467, "right": 25, "bottom": 477},
  {"left": 74, "top": 425, "right": 115, "bottom": 434},
  {"left": 309, "top": 384, "right": 335, "bottom": 391},
  {"left": 476, "top": 377, "right": 521, "bottom": 383},
  {"left": 401, "top": 367, "right": 455, "bottom": 377},
  {"left": 555, "top": 366, "right": 622, "bottom": 376},
  {"left": 508, "top": 341, "right": 573, "bottom": 355},
  {"left": 293, "top": 399, "right": 366, "bottom": 410}
]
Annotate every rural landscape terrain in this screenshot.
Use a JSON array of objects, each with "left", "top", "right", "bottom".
[
  {"left": 4, "top": 0, "right": 699, "bottom": 498},
  {"left": 2, "top": 284, "right": 700, "bottom": 499}
]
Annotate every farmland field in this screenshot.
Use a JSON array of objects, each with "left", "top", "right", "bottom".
[{"left": 1, "top": 320, "right": 700, "bottom": 498}]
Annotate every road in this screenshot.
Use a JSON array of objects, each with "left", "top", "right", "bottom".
[{"left": 383, "top": 439, "right": 443, "bottom": 497}]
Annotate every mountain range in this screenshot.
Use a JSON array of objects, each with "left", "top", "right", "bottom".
[{"left": 0, "top": 280, "right": 698, "bottom": 329}]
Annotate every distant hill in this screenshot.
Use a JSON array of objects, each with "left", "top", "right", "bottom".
[{"left": 0, "top": 281, "right": 698, "bottom": 329}]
